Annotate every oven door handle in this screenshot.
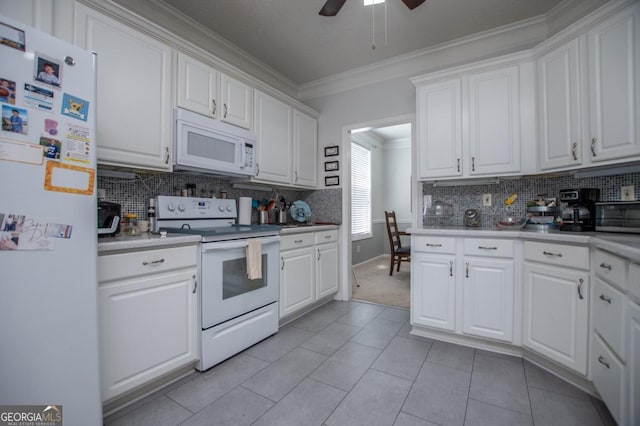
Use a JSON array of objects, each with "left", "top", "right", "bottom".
[{"left": 200, "top": 235, "right": 280, "bottom": 252}]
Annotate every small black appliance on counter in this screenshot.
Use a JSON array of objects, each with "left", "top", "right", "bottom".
[
  {"left": 98, "top": 201, "right": 121, "bottom": 237},
  {"left": 558, "top": 188, "right": 600, "bottom": 232}
]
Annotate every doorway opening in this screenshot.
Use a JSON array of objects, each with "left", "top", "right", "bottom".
[{"left": 347, "top": 120, "right": 413, "bottom": 308}]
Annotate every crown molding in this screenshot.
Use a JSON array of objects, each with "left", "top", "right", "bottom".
[{"left": 298, "top": 15, "right": 546, "bottom": 100}]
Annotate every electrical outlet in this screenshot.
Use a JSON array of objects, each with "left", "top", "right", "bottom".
[
  {"left": 621, "top": 185, "right": 636, "bottom": 201},
  {"left": 482, "top": 194, "right": 492, "bottom": 207},
  {"left": 97, "top": 188, "right": 106, "bottom": 200},
  {"left": 423, "top": 195, "right": 432, "bottom": 208}
]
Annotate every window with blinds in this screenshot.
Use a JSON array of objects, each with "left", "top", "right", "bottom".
[{"left": 351, "top": 142, "right": 371, "bottom": 240}]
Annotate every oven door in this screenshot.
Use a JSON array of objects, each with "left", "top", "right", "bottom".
[{"left": 200, "top": 235, "right": 279, "bottom": 329}]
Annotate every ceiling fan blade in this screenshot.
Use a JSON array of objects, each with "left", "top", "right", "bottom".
[
  {"left": 319, "top": 0, "right": 347, "bottom": 16},
  {"left": 401, "top": 0, "right": 426, "bottom": 10}
]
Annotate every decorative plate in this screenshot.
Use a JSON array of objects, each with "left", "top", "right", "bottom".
[{"left": 290, "top": 200, "right": 311, "bottom": 223}]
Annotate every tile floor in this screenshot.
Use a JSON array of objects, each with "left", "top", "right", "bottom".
[{"left": 104, "top": 301, "right": 616, "bottom": 426}]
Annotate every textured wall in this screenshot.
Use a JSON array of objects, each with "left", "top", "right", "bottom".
[
  {"left": 98, "top": 172, "right": 341, "bottom": 225},
  {"left": 423, "top": 172, "right": 640, "bottom": 228}
]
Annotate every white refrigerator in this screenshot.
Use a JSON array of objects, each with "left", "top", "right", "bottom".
[{"left": 0, "top": 14, "right": 102, "bottom": 424}]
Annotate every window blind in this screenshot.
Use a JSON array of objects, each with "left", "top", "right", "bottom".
[{"left": 351, "top": 142, "right": 371, "bottom": 239}]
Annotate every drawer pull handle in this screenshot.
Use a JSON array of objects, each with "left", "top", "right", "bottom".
[
  {"left": 294, "top": 239, "right": 303, "bottom": 243},
  {"left": 426, "top": 243, "right": 442, "bottom": 247},
  {"left": 599, "top": 262, "right": 612, "bottom": 271},
  {"left": 318, "top": 249, "right": 321, "bottom": 261},
  {"left": 465, "top": 262, "right": 469, "bottom": 278},
  {"left": 478, "top": 246, "right": 497, "bottom": 250},
  {"left": 192, "top": 275, "right": 197, "bottom": 294},
  {"left": 449, "top": 261, "right": 453, "bottom": 277},
  {"left": 281, "top": 257, "right": 284, "bottom": 270},
  {"left": 471, "top": 157, "right": 476, "bottom": 172},
  {"left": 577, "top": 278, "right": 584, "bottom": 300},
  {"left": 591, "top": 138, "right": 597, "bottom": 157},
  {"left": 598, "top": 356, "right": 610, "bottom": 369},
  {"left": 142, "top": 258, "right": 165, "bottom": 266},
  {"left": 599, "top": 294, "right": 612, "bottom": 304},
  {"left": 543, "top": 251, "right": 563, "bottom": 257},
  {"left": 212, "top": 99, "right": 217, "bottom": 115},
  {"left": 325, "top": 235, "right": 332, "bottom": 239},
  {"left": 457, "top": 158, "right": 460, "bottom": 173},
  {"left": 571, "top": 142, "right": 578, "bottom": 161}
]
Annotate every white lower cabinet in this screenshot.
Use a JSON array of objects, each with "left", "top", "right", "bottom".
[
  {"left": 98, "top": 245, "right": 198, "bottom": 402},
  {"left": 412, "top": 252, "right": 456, "bottom": 331},
  {"left": 411, "top": 237, "right": 515, "bottom": 342},
  {"left": 628, "top": 300, "right": 640, "bottom": 424},
  {"left": 279, "top": 229, "right": 339, "bottom": 318},
  {"left": 522, "top": 240, "right": 589, "bottom": 375},
  {"left": 463, "top": 257, "right": 514, "bottom": 342},
  {"left": 591, "top": 333, "right": 626, "bottom": 425}
]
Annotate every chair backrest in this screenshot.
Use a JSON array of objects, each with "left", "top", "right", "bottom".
[{"left": 384, "top": 211, "right": 402, "bottom": 253}]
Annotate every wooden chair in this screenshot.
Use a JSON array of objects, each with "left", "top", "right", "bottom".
[{"left": 384, "top": 211, "right": 410, "bottom": 275}]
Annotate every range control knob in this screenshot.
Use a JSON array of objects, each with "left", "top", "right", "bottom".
[
  {"left": 178, "top": 204, "right": 186, "bottom": 212},
  {"left": 218, "top": 205, "right": 226, "bottom": 212},
  {"left": 226, "top": 205, "right": 233, "bottom": 212},
  {"left": 167, "top": 203, "right": 175, "bottom": 212}
]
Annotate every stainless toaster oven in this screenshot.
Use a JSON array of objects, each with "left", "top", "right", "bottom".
[
  {"left": 595, "top": 201, "right": 640, "bottom": 234},
  {"left": 98, "top": 201, "right": 121, "bottom": 237}
]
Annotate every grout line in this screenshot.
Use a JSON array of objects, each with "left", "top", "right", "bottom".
[{"left": 461, "top": 348, "right": 476, "bottom": 426}]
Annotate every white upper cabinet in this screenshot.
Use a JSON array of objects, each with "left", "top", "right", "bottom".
[
  {"left": 413, "top": 55, "right": 529, "bottom": 181},
  {"left": 467, "top": 65, "right": 521, "bottom": 175},
  {"left": 252, "top": 90, "right": 318, "bottom": 188},
  {"left": 177, "top": 52, "right": 253, "bottom": 130},
  {"left": 293, "top": 110, "right": 318, "bottom": 188},
  {"left": 253, "top": 89, "right": 293, "bottom": 184},
  {"left": 416, "top": 79, "right": 463, "bottom": 179},
  {"left": 74, "top": 3, "right": 173, "bottom": 171},
  {"left": 537, "top": 39, "right": 582, "bottom": 170},
  {"left": 587, "top": 3, "right": 640, "bottom": 162}
]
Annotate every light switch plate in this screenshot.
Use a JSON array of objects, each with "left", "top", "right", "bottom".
[
  {"left": 482, "top": 194, "right": 492, "bottom": 206},
  {"left": 621, "top": 185, "right": 635, "bottom": 201}
]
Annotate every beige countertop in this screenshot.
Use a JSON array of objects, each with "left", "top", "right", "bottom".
[
  {"left": 280, "top": 224, "right": 339, "bottom": 234},
  {"left": 408, "top": 226, "right": 640, "bottom": 260}
]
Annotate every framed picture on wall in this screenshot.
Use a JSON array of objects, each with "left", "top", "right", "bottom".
[
  {"left": 325, "top": 175, "right": 339, "bottom": 186},
  {"left": 324, "top": 161, "right": 339, "bottom": 171},
  {"left": 324, "top": 146, "right": 339, "bottom": 157}
]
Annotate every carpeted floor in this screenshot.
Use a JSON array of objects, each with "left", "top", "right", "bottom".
[{"left": 352, "top": 255, "right": 410, "bottom": 308}]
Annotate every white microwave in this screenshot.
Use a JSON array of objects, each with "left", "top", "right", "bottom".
[{"left": 174, "top": 107, "right": 255, "bottom": 177}]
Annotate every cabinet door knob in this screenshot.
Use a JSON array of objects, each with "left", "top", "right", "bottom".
[
  {"left": 543, "top": 250, "right": 562, "bottom": 257},
  {"left": 599, "top": 294, "right": 612, "bottom": 304},
  {"left": 577, "top": 278, "right": 584, "bottom": 300},
  {"left": 591, "top": 138, "right": 597, "bottom": 157},
  {"left": 599, "top": 262, "right": 612, "bottom": 271},
  {"left": 598, "top": 356, "right": 610, "bottom": 369}
]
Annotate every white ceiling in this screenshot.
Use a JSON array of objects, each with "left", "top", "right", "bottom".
[{"left": 159, "top": 0, "right": 564, "bottom": 85}]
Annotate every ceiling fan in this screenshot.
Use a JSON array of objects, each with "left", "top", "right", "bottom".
[{"left": 319, "top": 0, "right": 426, "bottom": 16}]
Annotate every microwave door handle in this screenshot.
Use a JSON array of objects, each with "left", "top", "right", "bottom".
[
  {"left": 240, "top": 142, "right": 246, "bottom": 169},
  {"left": 98, "top": 215, "right": 120, "bottom": 235}
]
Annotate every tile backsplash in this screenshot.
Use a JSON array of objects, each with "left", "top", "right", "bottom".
[
  {"left": 423, "top": 172, "right": 640, "bottom": 228},
  {"left": 98, "top": 171, "right": 342, "bottom": 225}
]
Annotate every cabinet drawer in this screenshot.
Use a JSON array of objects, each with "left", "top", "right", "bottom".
[
  {"left": 591, "top": 333, "right": 624, "bottom": 425},
  {"left": 463, "top": 238, "right": 514, "bottom": 258},
  {"left": 593, "top": 277, "right": 626, "bottom": 360},
  {"left": 281, "top": 233, "right": 314, "bottom": 251},
  {"left": 630, "top": 262, "right": 640, "bottom": 302},
  {"left": 523, "top": 241, "right": 589, "bottom": 269},
  {"left": 413, "top": 236, "right": 456, "bottom": 254},
  {"left": 594, "top": 250, "right": 627, "bottom": 291},
  {"left": 99, "top": 245, "right": 198, "bottom": 283},
  {"left": 315, "top": 229, "right": 338, "bottom": 244}
]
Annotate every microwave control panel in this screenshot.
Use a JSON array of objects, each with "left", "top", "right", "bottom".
[{"left": 244, "top": 143, "right": 254, "bottom": 168}]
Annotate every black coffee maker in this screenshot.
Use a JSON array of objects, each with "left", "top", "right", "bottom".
[{"left": 559, "top": 188, "right": 600, "bottom": 232}]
